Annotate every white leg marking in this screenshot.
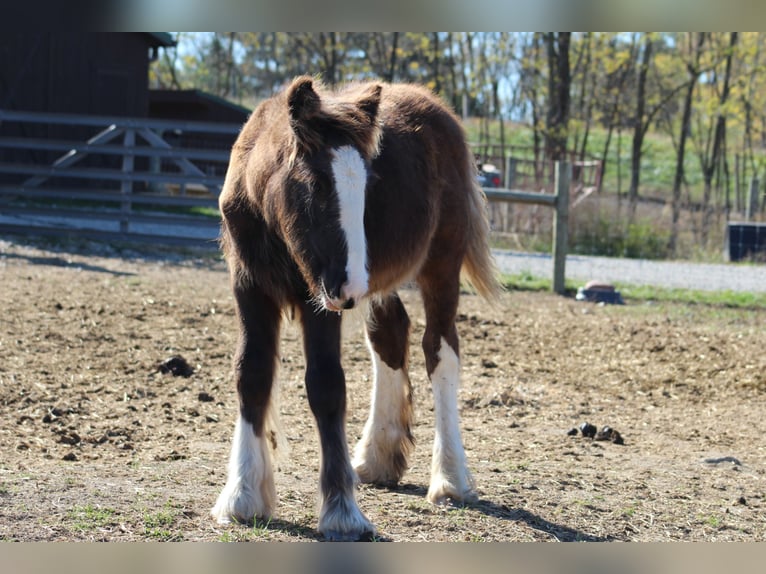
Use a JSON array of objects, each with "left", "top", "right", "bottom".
[
  {"left": 352, "top": 343, "right": 413, "bottom": 484},
  {"left": 428, "top": 337, "right": 476, "bottom": 504},
  {"left": 331, "top": 145, "right": 368, "bottom": 302},
  {"left": 211, "top": 416, "right": 276, "bottom": 524}
]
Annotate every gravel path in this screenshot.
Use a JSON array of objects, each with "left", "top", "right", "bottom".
[
  {"left": 2, "top": 210, "right": 765, "bottom": 293},
  {"left": 492, "top": 249, "right": 766, "bottom": 293}
]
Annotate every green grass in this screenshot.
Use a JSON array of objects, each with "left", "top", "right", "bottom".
[
  {"left": 500, "top": 271, "right": 766, "bottom": 309},
  {"left": 68, "top": 504, "right": 118, "bottom": 532},
  {"left": 498, "top": 272, "right": 580, "bottom": 296},
  {"left": 618, "top": 284, "right": 766, "bottom": 309},
  {"left": 142, "top": 501, "right": 182, "bottom": 541}
]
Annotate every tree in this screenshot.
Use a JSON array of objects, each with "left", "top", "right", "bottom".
[
  {"left": 627, "top": 34, "right": 654, "bottom": 217},
  {"left": 669, "top": 33, "right": 706, "bottom": 255},
  {"left": 595, "top": 33, "right": 639, "bottom": 192},
  {"left": 691, "top": 32, "right": 739, "bottom": 243},
  {"left": 544, "top": 32, "right": 571, "bottom": 161}
]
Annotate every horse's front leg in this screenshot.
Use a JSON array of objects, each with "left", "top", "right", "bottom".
[
  {"left": 299, "top": 302, "right": 375, "bottom": 541},
  {"left": 212, "top": 282, "right": 282, "bottom": 524},
  {"left": 352, "top": 292, "right": 415, "bottom": 486}
]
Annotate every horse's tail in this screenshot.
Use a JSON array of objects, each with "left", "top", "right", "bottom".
[{"left": 462, "top": 164, "right": 504, "bottom": 303}]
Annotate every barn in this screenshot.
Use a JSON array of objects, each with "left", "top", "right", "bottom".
[
  {"left": 0, "top": 33, "right": 247, "bottom": 245},
  {"left": 0, "top": 33, "right": 176, "bottom": 117}
]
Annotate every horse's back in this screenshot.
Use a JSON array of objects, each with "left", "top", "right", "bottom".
[{"left": 364, "top": 83, "right": 480, "bottom": 292}]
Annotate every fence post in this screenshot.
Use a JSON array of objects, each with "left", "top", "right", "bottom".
[
  {"left": 746, "top": 177, "right": 759, "bottom": 221},
  {"left": 552, "top": 161, "right": 570, "bottom": 295},
  {"left": 504, "top": 156, "right": 517, "bottom": 189},
  {"left": 120, "top": 129, "right": 135, "bottom": 234}
]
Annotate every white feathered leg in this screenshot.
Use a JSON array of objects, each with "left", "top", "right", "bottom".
[
  {"left": 211, "top": 416, "right": 276, "bottom": 524},
  {"left": 427, "top": 337, "right": 476, "bottom": 504},
  {"left": 352, "top": 342, "right": 414, "bottom": 485}
]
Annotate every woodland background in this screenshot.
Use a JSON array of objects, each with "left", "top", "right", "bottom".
[{"left": 150, "top": 33, "right": 766, "bottom": 260}]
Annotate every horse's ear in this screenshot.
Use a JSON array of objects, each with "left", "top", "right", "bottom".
[
  {"left": 357, "top": 84, "right": 382, "bottom": 125},
  {"left": 287, "top": 76, "right": 320, "bottom": 123}
]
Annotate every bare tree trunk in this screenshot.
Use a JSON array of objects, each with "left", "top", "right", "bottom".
[
  {"left": 545, "top": 32, "right": 572, "bottom": 165},
  {"left": 388, "top": 32, "right": 399, "bottom": 82},
  {"left": 628, "top": 35, "right": 653, "bottom": 220},
  {"left": 222, "top": 32, "right": 237, "bottom": 98},
  {"left": 430, "top": 32, "right": 442, "bottom": 94},
  {"left": 544, "top": 32, "right": 571, "bottom": 161},
  {"left": 579, "top": 34, "right": 598, "bottom": 162},
  {"left": 494, "top": 79, "right": 506, "bottom": 170},
  {"left": 702, "top": 32, "right": 738, "bottom": 244},
  {"left": 669, "top": 33, "right": 705, "bottom": 256},
  {"left": 459, "top": 33, "right": 473, "bottom": 117},
  {"left": 446, "top": 33, "right": 459, "bottom": 110}
]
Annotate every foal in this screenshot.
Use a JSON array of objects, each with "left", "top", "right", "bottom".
[{"left": 211, "top": 76, "right": 501, "bottom": 541}]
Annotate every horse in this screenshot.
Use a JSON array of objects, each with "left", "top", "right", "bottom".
[{"left": 211, "top": 75, "right": 501, "bottom": 541}]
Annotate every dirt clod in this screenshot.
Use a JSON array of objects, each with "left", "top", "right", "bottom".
[{"left": 158, "top": 356, "right": 194, "bottom": 378}]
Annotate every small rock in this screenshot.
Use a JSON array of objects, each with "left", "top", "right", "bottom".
[
  {"left": 158, "top": 356, "right": 194, "bottom": 378},
  {"left": 481, "top": 359, "right": 498, "bottom": 369},
  {"left": 579, "top": 422, "right": 597, "bottom": 438},
  {"left": 62, "top": 452, "right": 77, "bottom": 462},
  {"left": 737, "top": 496, "right": 747, "bottom": 506},
  {"left": 567, "top": 428, "right": 578, "bottom": 436},
  {"left": 198, "top": 391, "right": 215, "bottom": 402}
]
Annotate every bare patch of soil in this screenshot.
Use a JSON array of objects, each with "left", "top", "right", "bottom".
[{"left": 1, "top": 239, "right": 764, "bottom": 541}]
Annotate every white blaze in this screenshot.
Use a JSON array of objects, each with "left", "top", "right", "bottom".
[{"left": 331, "top": 146, "right": 368, "bottom": 302}]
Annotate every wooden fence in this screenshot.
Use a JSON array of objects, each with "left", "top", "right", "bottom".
[
  {"left": 0, "top": 109, "right": 239, "bottom": 245},
  {"left": 485, "top": 162, "right": 571, "bottom": 294}
]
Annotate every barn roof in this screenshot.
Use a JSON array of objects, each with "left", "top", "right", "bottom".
[{"left": 143, "top": 33, "right": 176, "bottom": 47}]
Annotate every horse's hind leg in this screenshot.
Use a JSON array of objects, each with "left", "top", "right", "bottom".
[
  {"left": 352, "top": 292, "right": 415, "bottom": 485},
  {"left": 299, "top": 301, "right": 375, "bottom": 541},
  {"left": 212, "top": 283, "right": 281, "bottom": 524},
  {"left": 418, "top": 262, "right": 477, "bottom": 505}
]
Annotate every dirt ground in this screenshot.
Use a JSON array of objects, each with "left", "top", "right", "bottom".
[{"left": 1, "top": 237, "right": 765, "bottom": 542}]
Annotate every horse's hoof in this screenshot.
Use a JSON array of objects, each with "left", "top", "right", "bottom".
[
  {"left": 322, "top": 529, "right": 376, "bottom": 542},
  {"left": 427, "top": 483, "right": 478, "bottom": 507}
]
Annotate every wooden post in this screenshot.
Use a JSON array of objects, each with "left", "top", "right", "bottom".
[
  {"left": 120, "top": 129, "right": 135, "bottom": 234},
  {"left": 746, "top": 177, "right": 759, "bottom": 221},
  {"left": 552, "top": 161, "right": 570, "bottom": 295},
  {"left": 504, "top": 156, "right": 517, "bottom": 189},
  {"left": 735, "top": 154, "right": 741, "bottom": 213}
]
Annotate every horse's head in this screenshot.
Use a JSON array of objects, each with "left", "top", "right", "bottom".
[{"left": 273, "top": 76, "right": 382, "bottom": 312}]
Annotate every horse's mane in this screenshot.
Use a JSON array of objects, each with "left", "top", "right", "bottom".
[{"left": 284, "top": 76, "right": 383, "bottom": 163}]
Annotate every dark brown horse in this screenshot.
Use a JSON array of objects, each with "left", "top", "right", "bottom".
[{"left": 211, "top": 76, "right": 501, "bottom": 540}]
